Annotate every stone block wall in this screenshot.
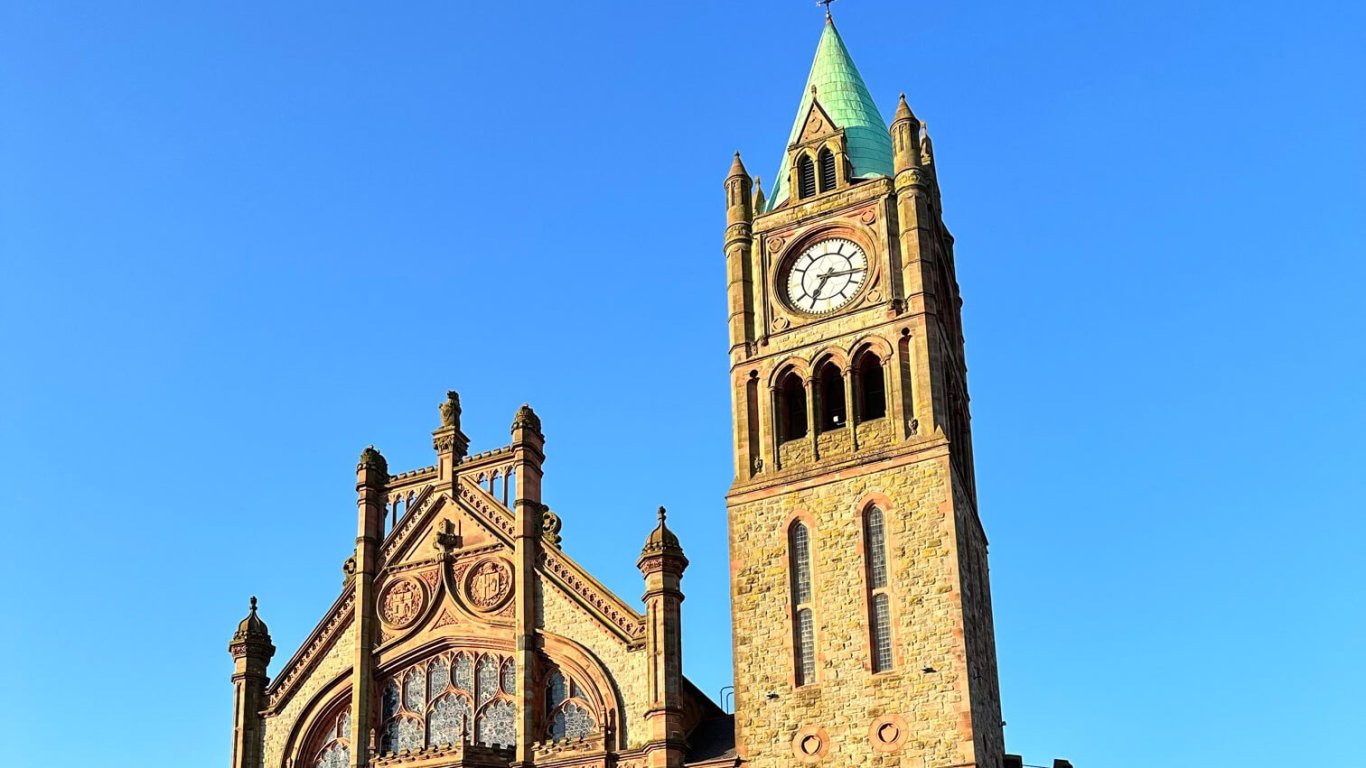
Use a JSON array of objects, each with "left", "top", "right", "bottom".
[{"left": 729, "top": 453, "right": 984, "bottom": 768}]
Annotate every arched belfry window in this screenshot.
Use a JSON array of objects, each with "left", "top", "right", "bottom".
[
  {"left": 856, "top": 353, "right": 887, "bottom": 421},
  {"left": 789, "top": 521, "right": 816, "bottom": 686},
  {"left": 817, "top": 362, "right": 846, "bottom": 432},
  {"left": 797, "top": 154, "right": 817, "bottom": 199},
  {"left": 778, "top": 371, "right": 808, "bottom": 443},
  {"left": 818, "top": 148, "right": 837, "bottom": 192},
  {"left": 864, "top": 506, "right": 894, "bottom": 672}
]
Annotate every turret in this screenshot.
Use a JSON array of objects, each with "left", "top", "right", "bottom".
[
  {"left": 350, "top": 445, "right": 388, "bottom": 768},
  {"left": 890, "top": 93, "right": 922, "bottom": 174},
  {"left": 228, "top": 597, "right": 275, "bottom": 768},
  {"left": 724, "top": 152, "right": 757, "bottom": 357},
  {"left": 637, "top": 507, "right": 688, "bottom": 768}
]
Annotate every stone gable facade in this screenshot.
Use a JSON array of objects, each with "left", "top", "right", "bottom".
[{"left": 228, "top": 16, "right": 1009, "bottom": 768}]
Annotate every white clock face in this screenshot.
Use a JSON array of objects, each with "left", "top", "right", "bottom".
[{"left": 784, "top": 238, "right": 869, "bottom": 314}]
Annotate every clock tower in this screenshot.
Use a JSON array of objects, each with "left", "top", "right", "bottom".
[{"left": 724, "top": 16, "right": 1005, "bottom": 768}]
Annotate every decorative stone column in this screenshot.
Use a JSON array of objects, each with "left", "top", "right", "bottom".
[
  {"left": 638, "top": 507, "right": 689, "bottom": 768},
  {"left": 350, "top": 446, "right": 388, "bottom": 768},
  {"left": 510, "top": 405, "right": 545, "bottom": 764},
  {"left": 228, "top": 596, "right": 275, "bottom": 768}
]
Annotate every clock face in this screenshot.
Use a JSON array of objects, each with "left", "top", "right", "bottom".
[{"left": 784, "top": 237, "right": 869, "bottom": 314}]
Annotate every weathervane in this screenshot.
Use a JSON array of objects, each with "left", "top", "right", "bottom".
[{"left": 818, "top": 0, "right": 837, "bottom": 19}]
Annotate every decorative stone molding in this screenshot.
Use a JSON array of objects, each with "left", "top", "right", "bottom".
[
  {"left": 265, "top": 591, "right": 355, "bottom": 710},
  {"left": 869, "top": 713, "right": 909, "bottom": 752},
  {"left": 540, "top": 550, "right": 645, "bottom": 643},
  {"left": 463, "top": 557, "right": 513, "bottom": 613},
  {"left": 791, "top": 726, "right": 830, "bottom": 763},
  {"left": 378, "top": 577, "right": 425, "bottom": 629},
  {"left": 380, "top": 484, "right": 437, "bottom": 561}
]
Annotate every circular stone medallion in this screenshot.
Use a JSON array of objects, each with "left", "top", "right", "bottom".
[
  {"left": 464, "top": 558, "right": 513, "bottom": 612},
  {"left": 379, "top": 578, "right": 425, "bottom": 629}
]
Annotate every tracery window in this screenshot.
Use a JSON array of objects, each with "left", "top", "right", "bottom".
[
  {"left": 378, "top": 651, "right": 518, "bottom": 755},
  {"left": 864, "top": 506, "right": 894, "bottom": 672},
  {"left": 788, "top": 521, "right": 816, "bottom": 686},
  {"left": 545, "top": 668, "right": 597, "bottom": 741},
  {"left": 311, "top": 708, "right": 351, "bottom": 768}
]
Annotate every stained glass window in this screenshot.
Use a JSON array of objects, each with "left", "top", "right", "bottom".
[
  {"left": 547, "top": 670, "right": 568, "bottom": 708},
  {"left": 429, "top": 657, "right": 449, "bottom": 700},
  {"left": 382, "top": 716, "right": 424, "bottom": 754},
  {"left": 453, "top": 653, "right": 474, "bottom": 691},
  {"left": 871, "top": 593, "right": 893, "bottom": 672},
  {"left": 500, "top": 659, "right": 516, "bottom": 695},
  {"left": 476, "top": 699, "right": 516, "bottom": 747},
  {"left": 865, "top": 507, "right": 888, "bottom": 589},
  {"left": 382, "top": 681, "right": 401, "bottom": 721},
  {"left": 316, "top": 743, "right": 349, "bottom": 768},
  {"left": 790, "top": 523, "right": 812, "bottom": 603},
  {"left": 795, "top": 607, "right": 816, "bottom": 685},
  {"left": 550, "top": 702, "right": 595, "bottom": 741},
  {"left": 339, "top": 709, "right": 351, "bottom": 740},
  {"left": 427, "top": 695, "right": 470, "bottom": 747},
  {"left": 789, "top": 521, "right": 817, "bottom": 686},
  {"left": 864, "top": 506, "right": 894, "bottom": 672},
  {"left": 476, "top": 655, "right": 499, "bottom": 706},
  {"left": 404, "top": 668, "right": 426, "bottom": 713}
]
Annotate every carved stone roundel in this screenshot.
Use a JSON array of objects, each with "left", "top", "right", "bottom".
[
  {"left": 379, "top": 578, "right": 425, "bottom": 629},
  {"left": 464, "top": 558, "right": 513, "bottom": 612}
]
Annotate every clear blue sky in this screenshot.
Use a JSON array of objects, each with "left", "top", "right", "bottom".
[{"left": 2, "top": 2, "right": 1363, "bottom": 766}]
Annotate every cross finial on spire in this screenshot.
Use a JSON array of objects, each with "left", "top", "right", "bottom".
[{"left": 818, "top": 0, "right": 837, "bottom": 22}]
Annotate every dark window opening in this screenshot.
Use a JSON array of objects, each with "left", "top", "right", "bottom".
[
  {"left": 817, "top": 362, "right": 846, "bottom": 431},
  {"left": 818, "top": 148, "right": 837, "bottom": 191},
  {"left": 778, "top": 372, "right": 808, "bottom": 443},
  {"left": 797, "top": 155, "right": 817, "bottom": 199},
  {"left": 857, "top": 354, "right": 887, "bottom": 421}
]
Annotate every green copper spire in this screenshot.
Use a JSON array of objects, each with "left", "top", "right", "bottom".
[{"left": 765, "top": 18, "right": 893, "bottom": 211}]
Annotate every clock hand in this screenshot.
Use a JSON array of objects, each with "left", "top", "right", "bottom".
[{"left": 811, "top": 269, "right": 835, "bottom": 298}]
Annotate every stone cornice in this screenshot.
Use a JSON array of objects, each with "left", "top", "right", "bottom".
[
  {"left": 539, "top": 547, "right": 646, "bottom": 647},
  {"left": 263, "top": 588, "right": 355, "bottom": 713}
]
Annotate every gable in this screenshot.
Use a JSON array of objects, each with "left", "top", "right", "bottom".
[{"left": 797, "top": 97, "right": 840, "bottom": 144}]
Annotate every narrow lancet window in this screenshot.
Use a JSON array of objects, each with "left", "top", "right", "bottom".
[
  {"left": 864, "top": 506, "right": 894, "bottom": 672},
  {"left": 789, "top": 521, "right": 816, "bottom": 685}
]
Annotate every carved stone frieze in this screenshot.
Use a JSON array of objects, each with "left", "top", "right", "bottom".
[
  {"left": 463, "top": 557, "right": 513, "bottom": 613},
  {"left": 379, "top": 577, "right": 425, "bottom": 629}
]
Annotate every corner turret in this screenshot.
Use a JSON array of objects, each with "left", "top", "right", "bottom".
[{"left": 228, "top": 597, "right": 275, "bottom": 768}]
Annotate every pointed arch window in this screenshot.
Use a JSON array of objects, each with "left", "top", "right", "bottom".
[
  {"left": 789, "top": 521, "right": 816, "bottom": 686},
  {"left": 546, "top": 668, "right": 598, "bottom": 741},
  {"left": 816, "top": 361, "right": 846, "bottom": 432},
  {"left": 311, "top": 708, "right": 351, "bottom": 768},
  {"left": 777, "top": 371, "right": 808, "bottom": 443},
  {"left": 818, "top": 148, "right": 837, "bottom": 192},
  {"left": 797, "top": 154, "right": 817, "bottom": 199},
  {"left": 377, "top": 651, "right": 516, "bottom": 755},
  {"left": 864, "top": 506, "right": 894, "bottom": 672},
  {"left": 856, "top": 352, "right": 887, "bottom": 421}
]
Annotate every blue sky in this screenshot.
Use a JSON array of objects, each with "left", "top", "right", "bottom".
[{"left": 2, "top": 2, "right": 1364, "bottom": 766}]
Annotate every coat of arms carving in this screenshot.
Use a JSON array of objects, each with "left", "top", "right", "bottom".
[
  {"left": 379, "top": 578, "right": 425, "bottom": 628},
  {"left": 464, "top": 558, "right": 512, "bottom": 611}
]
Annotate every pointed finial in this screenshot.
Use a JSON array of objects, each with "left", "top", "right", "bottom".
[
  {"left": 728, "top": 151, "right": 749, "bottom": 181},
  {"left": 658, "top": 505, "right": 667, "bottom": 524},
  {"left": 894, "top": 93, "right": 916, "bottom": 123},
  {"left": 249, "top": 595, "right": 258, "bottom": 612},
  {"left": 819, "top": 0, "right": 836, "bottom": 22}
]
